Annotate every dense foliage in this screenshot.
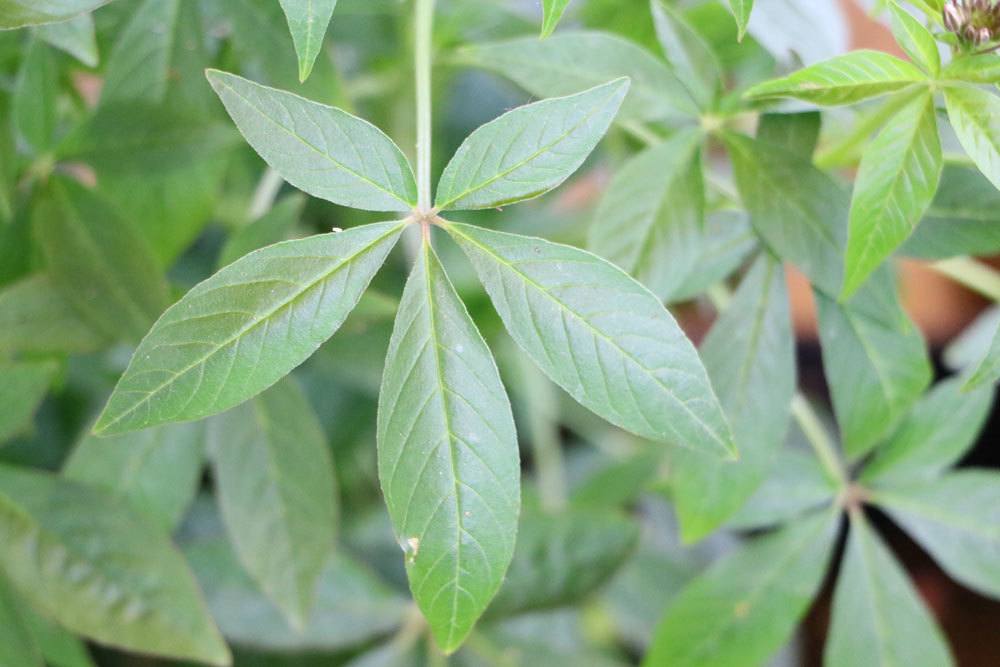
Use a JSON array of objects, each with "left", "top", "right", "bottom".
[{"left": 1, "top": 0, "right": 1000, "bottom": 665}]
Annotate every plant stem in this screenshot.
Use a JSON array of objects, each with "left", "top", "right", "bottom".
[
  {"left": 248, "top": 168, "right": 284, "bottom": 220},
  {"left": 415, "top": 0, "right": 436, "bottom": 211},
  {"left": 931, "top": 256, "right": 1000, "bottom": 302}
]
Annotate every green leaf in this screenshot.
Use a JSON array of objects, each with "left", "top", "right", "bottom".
[
  {"left": 377, "top": 242, "right": 520, "bottom": 653},
  {"left": 454, "top": 31, "right": 699, "bottom": 121},
  {"left": 22, "top": 608, "right": 97, "bottom": 667},
  {"left": 873, "top": 471, "right": 1000, "bottom": 598},
  {"left": 966, "top": 320, "right": 1000, "bottom": 390},
  {"left": 941, "top": 53, "right": 1000, "bottom": 84},
  {"left": 727, "top": 0, "right": 753, "bottom": 39},
  {"left": 218, "top": 193, "right": 305, "bottom": 268},
  {"left": 0, "top": 275, "right": 107, "bottom": 355},
  {"left": 64, "top": 421, "right": 205, "bottom": 531},
  {"left": 889, "top": 3, "right": 940, "bottom": 75},
  {"left": 944, "top": 305, "right": 999, "bottom": 372},
  {"left": 862, "top": 376, "right": 995, "bottom": 483},
  {"left": 206, "top": 70, "right": 417, "bottom": 212},
  {"left": 541, "top": 0, "right": 571, "bottom": 37},
  {"left": 571, "top": 450, "right": 661, "bottom": 509},
  {"left": 746, "top": 51, "right": 926, "bottom": 105},
  {"left": 12, "top": 38, "right": 57, "bottom": 156},
  {"left": 901, "top": 164, "right": 1000, "bottom": 260},
  {"left": 825, "top": 512, "right": 954, "bottom": 667},
  {"left": 34, "top": 178, "right": 170, "bottom": 343},
  {"left": 588, "top": 128, "right": 705, "bottom": 303},
  {"left": 728, "top": 446, "right": 837, "bottom": 531},
  {"left": 279, "top": 0, "right": 338, "bottom": 82},
  {"left": 0, "top": 360, "right": 57, "bottom": 444},
  {"left": 944, "top": 84, "right": 1000, "bottom": 190},
  {"left": 816, "top": 267, "right": 932, "bottom": 458},
  {"left": 669, "top": 211, "right": 758, "bottom": 303},
  {"left": 94, "top": 221, "right": 405, "bottom": 436},
  {"left": 843, "top": 91, "right": 942, "bottom": 298},
  {"left": 0, "top": 0, "right": 110, "bottom": 29},
  {"left": 186, "top": 537, "right": 407, "bottom": 651},
  {"left": 671, "top": 255, "right": 796, "bottom": 542},
  {"left": 651, "top": 0, "right": 722, "bottom": 110},
  {"left": 0, "top": 577, "right": 42, "bottom": 667},
  {"left": 99, "top": 0, "right": 184, "bottom": 107},
  {"left": 435, "top": 79, "right": 628, "bottom": 211},
  {"left": 644, "top": 510, "right": 838, "bottom": 667},
  {"left": 209, "top": 377, "right": 338, "bottom": 631},
  {"left": 446, "top": 222, "right": 735, "bottom": 456},
  {"left": 0, "top": 465, "right": 230, "bottom": 665},
  {"left": 485, "top": 509, "right": 637, "bottom": 619},
  {"left": 756, "top": 111, "right": 821, "bottom": 159},
  {"left": 37, "top": 13, "right": 98, "bottom": 67},
  {"left": 725, "top": 133, "right": 847, "bottom": 296}
]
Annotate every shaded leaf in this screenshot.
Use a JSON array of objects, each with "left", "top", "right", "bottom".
[
  {"left": 0, "top": 275, "right": 107, "bottom": 356},
  {"left": 21, "top": 606, "right": 97, "bottom": 667},
  {"left": 454, "top": 31, "right": 699, "bottom": 121},
  {"left": 94, "top": 221, "right": 405, "bottom": 435},
  {"left": 756, "top": 111, "right": 821, "bottom": 159},
  {"left": 279, "top": 0, "right": 338, "bottom": 82},
  {"left": 0, "top": 361, "right": 57, "bottom": 444},
  {"left": 746, "top": 51, "right": 925, "bottom": 105},
  {"left": 944, "top": 84, "right": 1000, "bottom": 190},
  {"left": 37, "top": 12, "right": 97, "bottom": 67},
  {"left": 588, "top": 128, "right": 705, "bottom": 303},
  {"left": 207, "top": 70, "right": 417, "bottom": 211},
  {"left": 12, "top": 38, "right": 57, "bottom": 156},
  {"left": 843, "top": 92, "right": 941, "bottom": 298},
  {"left": 873, "top": 471, "right": 1000, "bottom": 598},
  {"left": 728, "top": 446, "right": 836, "bottom": 531},
  {"left": 218, "top": 193, "right": 305, "bottom": 267},
  {"left": 669, "top": 211, "right": 758, "bottom": 303},
  {"left": 0, "top": 0, "right": 110, "bottom": 29},
  {"left": 966, "top": 320, "right": 1000, "bottom": 390},
  {"left": 377, "top": 242, "right": 520, "bottom": 653},
  {"left": 825, "top": 512, "right": 954, "bottom": 667},
  {"left": 436, "top": 79, "right": 627, "bottom": 210},
  {"left": 0, "top": 577, "right": 42, "bottom": 667},
  {"left": 64, "top": 421, "right": 205, "bottom": 531},
  {"left": 446, "top": 222, "right": 734, "bottom": 456},
  {"left": 644, "top": 511, "right": 838, "bottom": 667},
  {"left": 0, "top": 465, "right": 229, "bottom": 665},
  {"left": 651, "top": 0, "right": 722, "bottom": 109},
  {"left": 209, "top": 377, "right": 338, "bottom": 631},
  {"left": 816, "top": 267, "right": 932, "bottom": 458}
]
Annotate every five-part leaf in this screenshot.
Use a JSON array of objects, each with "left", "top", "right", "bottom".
[
  {"left": 671, "top": 255, "right": 796, "bottom": 542},
  {"left": 377, "top": 242, "right": 520, "bottom": 653},
  {"left": 0, "top": 0, "right": 111, "bottom": 29},
  {"left": 279, "top": 0, "right": 338, "bottom": 82},
  {"left": 588, "top": 128, "right": 704, "bottom": 302},
  {"left": 0, "top": 465, "right": 230, "bottom": 665},
  {"left": 944, "top": 84, "right": 1000, "bottom": 190},
  {"left": 843, "top": 91, "right": 941, "bottom": 298},
  {"left": 207, "top": 70, "right": 417, "bottom": 212},
  {"left": 446, "top": 222, "right": 734, "bottom": 456},
  {"left": 64, "top": 421, "right": 205, "bottom": 531},
  {"left": 94, "top": 221, "right": 405, "bottom": 435},
  {"left": 746, "top": 51, "right": 926, "bottom": 105},
  {"left": 209, "top": 377, "right": 338, "bottom": 631},
  {"left": 541, "top": 0, "right": 571, "bottom": 38},
  {"left": 816, "top": 267, "right": 932, "bottom": 458},
  {"left": 825, "top": 512, "right": 954, "bottom": 667},
  {"left": 644, "top": 510, "right": 838, "bottom": 667},
  {"left": 435, "top": 79, "right": 628, "bottom": 210},
  {"left": 454, "top": 32, "right": 699, "bottom": 121},
  {"left": 874, "top": 471, "right": 1000, "bottom": 598}
]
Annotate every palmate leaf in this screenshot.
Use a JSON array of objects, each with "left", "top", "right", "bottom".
[
  {"left": 843, "top": 91, "right": 941, "bottom": 298},
  {"left": 377, "top": 241, "right": 520, "bottom": 653},
  {"left": 64, "top": 421, "right": 205, "bottom": 531},
  {"left": 454, "top": 31, "right": 699, "bottom": 121},
  {"left": 873, "top": 471, "right": 1000, "bottom": 598},
  {"left": 94, "top": 221, "right": 405, "bottom": 435},
  {"left": 541, "top": 0, "right": 571, "bottom": 38},
  {"left": 206, "top": 70, "right": 417, "bottom": 212},
  {"left": 279, "top": 0, "right": 338, "bottom": 82},
  {"left": 588, "top": 128, "right": 705, "bottom": 303},
  {"left": 435, "top": 79, "right": 628, "bottom": 210},
  {"left": 825, "top": 512, "right": 954, "bottom": 667},
  {"left": 0, "top": 0, "right": 111, "bottom": 29},
  {"left": 944, "top": 84, "right": 1000, "bottom": 191},
  {"left": 746, "top": 51, "right": 926, "bottom": 105},
  {"left": 0, "top": 465, "right": 229, "bottom": 665},
  {"left": 209, "top": 377, "right": 338, "bottom": 631},
  {"left": 671, "top": 255, "right": 796, "bottom": 542},
  {"left": 445, "top": 222, "right": 734, "bottom": 456},
  {"left": 644, "top": 510, "right": 838, "bottom": 667}
]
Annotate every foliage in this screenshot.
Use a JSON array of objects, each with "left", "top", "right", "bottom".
[{"left": 1, "top": 0, "right": 1000, "bottom": 666}]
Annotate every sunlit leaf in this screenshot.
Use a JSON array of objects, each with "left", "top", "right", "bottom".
[{"left": 944, "top": 84, "right": 1000, "bottom": 190}]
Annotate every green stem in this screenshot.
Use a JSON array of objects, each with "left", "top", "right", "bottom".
[
  {"left": 931, "top": 256, "right": 1000, "bottom": 302},
  {"left": 415, "top": 0, "right": 436, "bottom": 211},
  {"left": 248, "top": 168, "right": 284, "bottom": 220}
]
